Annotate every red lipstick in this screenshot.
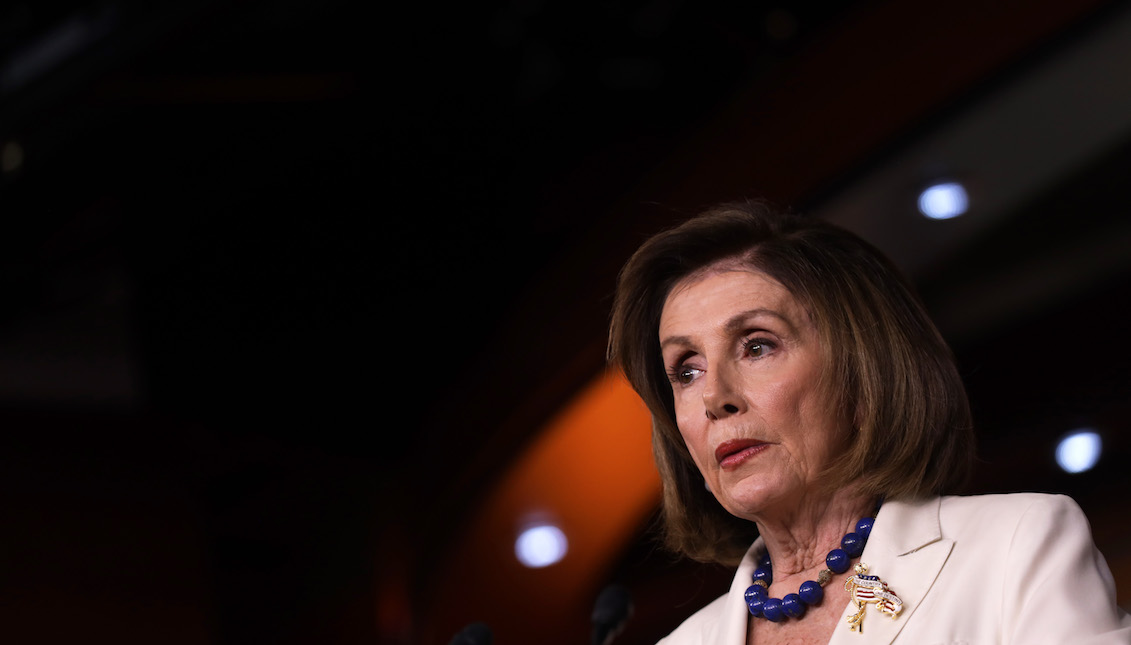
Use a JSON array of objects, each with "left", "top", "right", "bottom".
[{"left": 715, "top": 438, "right": 768, "bottom": 470}]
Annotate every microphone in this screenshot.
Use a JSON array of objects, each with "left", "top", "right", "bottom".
[
  {"left": 591, "top": 584, "right": 633, "bottom": 645},
  {"left": 448, "top": 621, "right": 492, "bottom": 645}
]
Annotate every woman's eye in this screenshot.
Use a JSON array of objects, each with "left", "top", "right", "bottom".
[
  {"left": 669, "top": 366, "right": 700, "bottom": 385},
  {"left": 744, "top": 339, "right": 770, "bottom": 358}
]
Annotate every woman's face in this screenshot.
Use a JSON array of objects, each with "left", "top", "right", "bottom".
[{"left": 658, "top": 269, "right": 848, "bottom": 521}]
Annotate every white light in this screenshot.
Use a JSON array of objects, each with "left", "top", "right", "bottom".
[
  {"left": 515, "top": 524, "right": 568, "bottom": 568},
  {"left": 917, "top": 182, "right": 969, "bottom": 219},
  {"left": 1, "top": 141, "right": 23, "bottom": 173},
  {"left": 1056, "top": 430, "right": 1102, "bottom": 474}
]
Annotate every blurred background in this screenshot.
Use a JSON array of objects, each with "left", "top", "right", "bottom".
[{"left": 0, "top": 0, "right": 1129, "bottom": 643}]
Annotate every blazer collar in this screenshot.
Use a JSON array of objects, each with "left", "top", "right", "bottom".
[
  {"left": 827, "top": 496, "right": 954, "bottom": 645},
  {"left": 716, "top": 537, "right": 765, "bottom": 644},
  {"left": 870, "top": 496, "right": 945, "bottom": 556}
]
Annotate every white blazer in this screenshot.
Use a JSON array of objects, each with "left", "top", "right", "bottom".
[{"left": 657, "top": 494, "right": 1131, "bottom": 644}]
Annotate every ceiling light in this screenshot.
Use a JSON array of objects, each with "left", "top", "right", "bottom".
[
  {"left": 515, "top": 523, "right": 568, "bottom": 568},
  {"left": 1, "top": 141, "right": 23, "bottom": 173},
  {"left": 917, "top": 181, "right": 969, "bottom": 219},
  {"left": 1055, "top": 429, "right": 1102, "bottom": 474}
]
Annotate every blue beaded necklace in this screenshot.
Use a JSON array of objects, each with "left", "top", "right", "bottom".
[{"left": 744, "top": 512, "right": 877, "bottom": 622}]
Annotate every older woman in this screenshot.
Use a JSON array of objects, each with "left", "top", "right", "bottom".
[{"left": 608, "top": 201, "right": 1129, "bottom": 644}]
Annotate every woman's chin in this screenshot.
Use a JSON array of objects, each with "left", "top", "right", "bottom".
[
  {"left": 718, "top": 487, "right": 776, "bottom": 521},
  {"left": 717, "top": 478, "right": 802, "bottom": 521}
]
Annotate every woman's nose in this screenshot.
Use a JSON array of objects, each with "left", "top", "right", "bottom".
[{"left": 702, "top": 364, "right": 745, "bottom": 420}]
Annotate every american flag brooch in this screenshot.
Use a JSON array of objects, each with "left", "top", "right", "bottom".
[{"left": 844, "top": 562, "right": 903, "bottom": 632}]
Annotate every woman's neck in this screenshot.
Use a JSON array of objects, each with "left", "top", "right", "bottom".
[{"left": 752, "top": 488, "right": 875, "bottom": 578}]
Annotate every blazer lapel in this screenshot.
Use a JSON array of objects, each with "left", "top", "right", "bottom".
[
  {"left": 717, "top": 537, "right": 764, "bottom": 645},
  {"left": 827, "top": 497, "right": 954, "bottom": 645}
]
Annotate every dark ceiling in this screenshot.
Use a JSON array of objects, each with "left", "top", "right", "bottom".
[{"left": 1, "top": 0, "right": 1129, "bottom": 644}]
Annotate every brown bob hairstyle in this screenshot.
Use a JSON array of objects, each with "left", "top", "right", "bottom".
[{"left": 608, "top": 201, "right": 974, "bottom": 565}]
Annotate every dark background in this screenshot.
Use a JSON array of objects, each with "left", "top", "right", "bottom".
[{"left": 0, "top": 0, "right": 1129, "bottom": 643}]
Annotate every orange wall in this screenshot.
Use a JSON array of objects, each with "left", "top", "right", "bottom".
[{"left": 425, "top": 370, "right": 660, "bottom": 644}]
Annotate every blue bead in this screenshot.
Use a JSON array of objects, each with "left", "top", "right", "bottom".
[
  {"left": 752, "top": 566, "right": 773, "bottom": 586},
  {"left": 745, "top": 585, "right": 767, "bottom": 602},
  {"left": 781, "top": 593, "right": 806, "bottom": 618},
  {"left": 855, "top": 517, "right": 874, "bottom": 539},
  {"left": 747, "top": 594, "right": 765, "bottom": 617},
  {"left": 826, "top": 548, "right": 850, "bottom": 573},
  {"left": 761, "top": 598, "right": 784, "bottom": 622},
  {"left": 758, "top": 552, "right": 771, "bottom": 568},
  {"left": 799, "top": 580, "right": 824, "bottom": 605},
  {"left": 841, "top": 532, "right": 865, "bottom": 557}
]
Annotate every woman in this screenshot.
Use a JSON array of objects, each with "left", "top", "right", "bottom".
[{"left": 608, "top": 201, "right": 1129, "bottom": 644}]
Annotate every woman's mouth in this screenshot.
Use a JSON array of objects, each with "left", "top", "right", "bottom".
[{"left": 715, "top": 438, "right": 769, "bottom": 470}]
